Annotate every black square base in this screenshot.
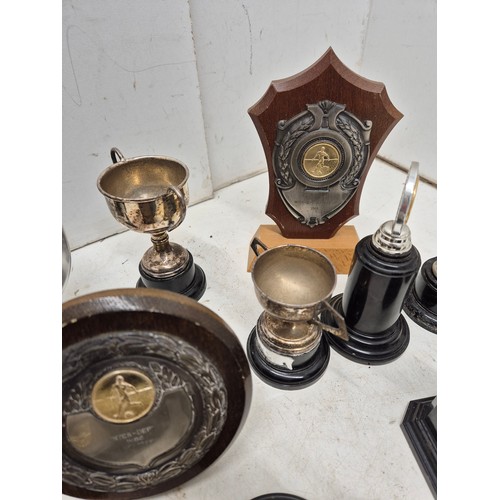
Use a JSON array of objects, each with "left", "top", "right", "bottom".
[{"left": 401, "top": 396, "right": 437, "bottom": 497}]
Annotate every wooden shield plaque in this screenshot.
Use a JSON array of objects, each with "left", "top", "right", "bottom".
[{"left": 248, "top": 47, "right": 403, "bottom": 239}]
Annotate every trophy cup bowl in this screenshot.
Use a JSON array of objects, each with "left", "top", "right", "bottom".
[
  {"left": 247, "top": 240, "right": 348, "bottom": 390},
  {"left": 252, "top": 244, "right": 337, "bottom": 322},
  {"left": 97, "top": 148, "right": 206, "bottom": 300}
]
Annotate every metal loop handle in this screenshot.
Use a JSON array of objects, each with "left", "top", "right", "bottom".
[
  {"left": 310, "top": 300, "right": 349, "bottom": 341},
  {"left": 164, "top": 183, "right": 187, "bottom": 232},
  {"left": 110, "top": 147, "right": 125, "bottom": 164},
  {"left": 392, "top": 161, "right": 419, "bottom": 236},
  {"left": 250, "top": 238, "right": 269, "bottom": 257}
]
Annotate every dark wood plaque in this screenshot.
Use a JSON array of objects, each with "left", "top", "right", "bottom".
[{"left": 248, "top": 47, "right": 403, "bottom": 239}]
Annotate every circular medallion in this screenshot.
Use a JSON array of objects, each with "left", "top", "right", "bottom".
[
  {"left": 302, "top": 142, "right": 341, "bottom": 179},
  {"left": 91, "top": 368, "right": 155, "bottom": 424}
]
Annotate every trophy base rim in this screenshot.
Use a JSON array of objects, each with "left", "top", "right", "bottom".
[
  {"left": 251, "top": 495, "right": 307, "bottom": 500},
  {"left": 246, "top": 327, "right": 330, "bottom": 390},
  {"left": 322, "top": 294, "right": 410, "bottom": 365},
  {"left": 137, "top": 258, "right": 206, "bottom": 302},
  {"left": 403, "top": 284, "right": 437, "bottom": 334},
  {"left": 401, "top": 396, "right": 437, "bottom": 497}
]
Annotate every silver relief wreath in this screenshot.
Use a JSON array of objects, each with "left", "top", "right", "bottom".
[{"left": 272, "top": 100, "right": 372, "bottom": 227}]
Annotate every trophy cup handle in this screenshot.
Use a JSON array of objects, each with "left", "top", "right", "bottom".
[
  {"left": 250, "top": 238, "right": 269, "bottom": 257},
  {"left": 392, "top": 161, "right": 419, "bottom": 236},
  {"left": 163, "top": 183, "right": 187, "bottom": 231},
  {"left": 110, "top": 147, "right": 126, "bottom": 164},
  {"left": 311, "top": 300, "right": 349, "bottom": 341}
]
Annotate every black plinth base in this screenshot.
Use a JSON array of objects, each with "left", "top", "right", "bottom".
[
  {"left": 322, "top": 294, "right": 410, "bottom": 365},
  {"left": 403, "top": 285, "right": 437, "bottom": 334},
  {"left": 246, "top": 327, "right": 330, "bottom": 390},
  {"left": 401, "top": 396, "right": 437, "bottom": 497},
  {"left": 137, "top": 253, "right": 206, "bottom": 301}
]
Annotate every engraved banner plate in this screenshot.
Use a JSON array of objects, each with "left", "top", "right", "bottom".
[
  {"left": 62, "top": 289, "right": 252, "bottom": 499},
  {"left": 249, "top": 47, "right": 403, "bottom": 239}
]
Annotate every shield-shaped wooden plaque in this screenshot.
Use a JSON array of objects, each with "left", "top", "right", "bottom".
[{"left": 248, "top": 47, "right": 403, "bottom": 240}]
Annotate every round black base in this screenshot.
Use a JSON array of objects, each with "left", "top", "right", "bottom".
[
  {"left": 246, "top": 327, "right": 330, "bottom": 390},
  {"left": 322, "top": 294, "right": 410, "bottom": 365},
  {"left": 403, "top": 284, "right": 437, "bottom": 334},
  {"left": 251, "top": 495, "right": 307, "bottom": 500},
  {"left": 137, "top": 263, "right": 206, "bottom": 301}
]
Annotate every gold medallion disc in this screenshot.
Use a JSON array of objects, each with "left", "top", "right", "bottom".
[
  {"left": 302, "top": 142, "right": 341, "bottom": 179},
  {"left": 91, "top": 368, "right": 156, "bottom": 424}
]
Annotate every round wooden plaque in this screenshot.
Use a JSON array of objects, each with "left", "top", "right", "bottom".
[{"left": 62, "top": 288, "right": 252, "bottom": 499}]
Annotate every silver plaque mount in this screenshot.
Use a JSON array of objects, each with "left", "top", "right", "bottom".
[{"left": 273, "top": 100, "right": 372, "bottom": 228}]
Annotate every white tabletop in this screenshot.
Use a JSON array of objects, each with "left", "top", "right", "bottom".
[{"left": 62, "top": 158, "right": 437, "bottom": 500}]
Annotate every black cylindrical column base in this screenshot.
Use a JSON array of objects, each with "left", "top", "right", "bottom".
[
  {"left": 323, "top": 294, "right": 410, "bottom": 365},
  {"left": 342, "top": 236, "right": 421, "bottom": 333},
  {"left": 246, "top": 327, "right": 330, "bottom": 390},
  {"left": 137, "top": 251, "right": 207, "bottom": 301},
  {"left": 321, "top": 235, "right": 419, "bottom": 364}
]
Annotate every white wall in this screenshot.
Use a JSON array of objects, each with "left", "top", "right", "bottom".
[
  {"left": 62, "top": 0, "right": 436, "bottom": 249},
  {"left": 359, "top": 0, "right": 437, "bottom": 180},
  {"left": 191, "top": 0, "right": 437, "bottom": 188}
]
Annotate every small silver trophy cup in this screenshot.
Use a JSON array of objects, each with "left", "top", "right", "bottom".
[
  {"left": 247, "top": 239, "right": 348, "bottom": 389},
  {"left": 97, "top": 148, "right": 206, "bottom": 300}
]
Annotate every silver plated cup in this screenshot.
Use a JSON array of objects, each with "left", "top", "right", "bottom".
[
  {"left": 247, "top": 239, "right": 348, "bottom": 389},
  {"left": 97, "top": 148, "right": 206, "bottom": 299}
]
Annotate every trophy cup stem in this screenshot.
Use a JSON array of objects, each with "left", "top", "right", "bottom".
[
  {"left": 141, "top": 230, "right": 189, "bottom": 279},
  {"left": 151, "top": 231, "right": 172, "bottom": 253}
]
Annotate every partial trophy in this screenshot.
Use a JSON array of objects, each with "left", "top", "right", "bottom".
[
  {"left": 97, "top": 147, "right": 206, "bottom": 300},
  {"left": 321, "top": 162, "right": 422, "bottom": 364},
  {"left": 403, "top": 256, "right": 437, "bottom": 333},
  {"left": 247, "top": 47, "right": 403, "bottom": 274},
  {"left": 62, "top": 228, "right": 71, "bottom": 291},
  {"left": 401, "top": 395, "right": 437, "bottom": 497}
]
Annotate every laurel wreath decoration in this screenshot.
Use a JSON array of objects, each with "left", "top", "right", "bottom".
[
  {"left": 63, "top": 371, "right": 94, "bottom": 416},
  {"left": 275, "top": 113, "right": 315, "bottom": 188},
  {"left": 336, "top": 115, "right": 365, "bottom": 189},
  {"left": 274, "top": 103, "right": 366, "bottom": 191}
]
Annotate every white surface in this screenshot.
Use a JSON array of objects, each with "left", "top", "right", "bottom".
[
  {"left": 62, "top": 0, "right": 213, "bottom": 250},
  {"left": 62, "top": 159, "right": 437, "bottom": 500}
]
